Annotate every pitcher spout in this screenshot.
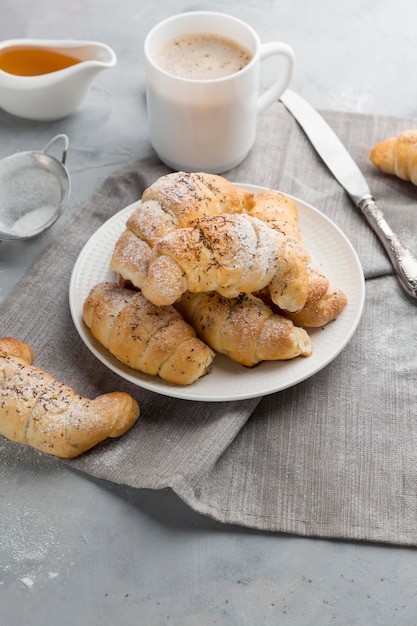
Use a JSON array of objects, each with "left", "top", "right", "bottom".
[{"left": 62, "top": 41, "right": 117, "bottom": 70}]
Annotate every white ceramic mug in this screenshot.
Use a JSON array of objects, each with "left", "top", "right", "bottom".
[{"left": 144, "top": 11, "right": 295, "bottom": 173}]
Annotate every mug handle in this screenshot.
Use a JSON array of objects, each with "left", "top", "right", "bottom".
[{"left": 257, "top": 42, "right": 295, "bottom": 113}]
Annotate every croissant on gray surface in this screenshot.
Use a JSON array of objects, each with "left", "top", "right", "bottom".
[{"left": 0, "top": 337, "right": 139, "bottom": 458}]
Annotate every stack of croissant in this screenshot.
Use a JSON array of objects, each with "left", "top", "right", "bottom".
[
  {"left": 83, "top": 172, "right": 348, "bottom": 385},
  {"left": 0, "top": 173, "right": 347, "bottom": 459}
]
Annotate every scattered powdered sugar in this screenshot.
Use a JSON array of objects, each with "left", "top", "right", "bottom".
[{"left": 0, "top": 506, "right": 60, "bottom": 572}]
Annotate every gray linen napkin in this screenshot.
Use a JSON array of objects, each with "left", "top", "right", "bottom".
[{"left": 2, "top": 102, "right": 417, "bottom": 545}]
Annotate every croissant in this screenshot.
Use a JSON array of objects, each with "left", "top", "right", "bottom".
[
  {"left": 126, "top": 199, "right": 178, "bottom": 247},
  {"left": 369, "top": 129, "right": 417, "bottom": 185},
  {"left": 0, "top": 337, "right": 139, "bottom": 458},
  {"left": 110, "top": 172, "right": 256, "bottom": 293},
  {"left": 82, "top": 282, "right": 215, "bottom": 385},
  {"left": 257, "top": 264, "right": 347, "bottom": 327},
  {"left": 245, "top": 188, "right": 310, "bottom": 262},
  {"left": 110, "top": 229, "right": 151, "bottom": 287},
  {"left": 141, "top": 213, "right": 308, "bottom": 311},
  {"left": 174, "top": 291, "right": 312, "bottom": 366},
  {"left": 247, "top": 188, "right": 348, "bottom": 322},
  {"left": 140, "top": 171, "right": 254, "bottom": 230}
]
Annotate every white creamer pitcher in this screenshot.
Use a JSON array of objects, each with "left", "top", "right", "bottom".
[{"left": 0, "top": 39, "right": 117, "bottom": 121}]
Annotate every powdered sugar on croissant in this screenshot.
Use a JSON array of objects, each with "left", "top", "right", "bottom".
[
  {"left": 122, "top": 171, "right": 254, "bottom": 249},
  {"left": 175, "top": 291, "right": 312, "bottom": 366},
  {"left": 110, "top": 172, "right": 256, "bottom": 296},
  {"left": 83, "top": 282, "right": 214, "bottom": 385},
  {"left": 0, "top": 337, "right": 139, "bottom": 458},
  {"left": 141, "top": 213, "right": 308, "bottom": 312},
  {"left": 110, "top": 229, "right": 151, "bottom": 288},
  {"left": 245, "top": 189, "right": 310, "bottom": 259},
  {"left": 140, "top": 171, "right": 254, "bottom": 228},
  {"left": 257, "top": 264, "right": 347, "bottom": 328},
  {"left": 110, "top": 172, "right": 347, "bottom": 336}
]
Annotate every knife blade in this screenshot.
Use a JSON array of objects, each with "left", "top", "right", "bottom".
[{"left": 280, "top": 88, "right": 417, "bottom": 300}]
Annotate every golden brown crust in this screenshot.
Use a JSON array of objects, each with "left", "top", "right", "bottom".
[
  {"left": 83, "top": 282, "right": 215, "bottom": 385},
  {"left": 369, "top": 129, "right": 417, "bottom": 185},
  {"left": 246, "top": 188, "right": 310, "bottom": 262},
  {"left": 258, "top": 265, "right": 347, "bottom": 327},
  {"left": 175, "top": 291, "right": 312, "bottom": 366},
  {"left": 0, "top": 337, "right": 139, "bottom": 458},
  {"left": 242, "top": 188, "right": 313, "bottom": 311},
  {"left": 109, "top": 173, "right": 347, "bottom": 375},
  {"left": 291, "top": 285, "right": 348, "bottom": 328},
  {"left": 109, "top": 229, "right": 150, "bottom": 290},
  {"left": 111, "top": 172, "right": 257, "bottom": 293},
  {"left": 0, "top": 336, "right": 34, "bottom": 364},
  {"left": 126, "top": 199, "right": 177, "bottom": 246},
  {"left": 141, "top": 171, "right": 254, "bottom": 227},
  {"left": 140, "top": 213, "right": 308, "bottom": 311},
  {"left": 245, "top": 188, "right": 348, "bottom": 320},
  {"left": 267, "top": 247, "right": 309, "bottom": 313}
]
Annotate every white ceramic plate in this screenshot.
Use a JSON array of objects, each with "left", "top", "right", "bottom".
[{"left": 69, "top": 184, "right": 365, "bottom": 402}]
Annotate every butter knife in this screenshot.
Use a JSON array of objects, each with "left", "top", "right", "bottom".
[{"left": 280, "top": 89, "right": 417, "bottom": 300}]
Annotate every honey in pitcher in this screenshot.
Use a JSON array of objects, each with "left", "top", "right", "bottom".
[{"left": 0, "top": 46, "right": 81, "bottom": 76}]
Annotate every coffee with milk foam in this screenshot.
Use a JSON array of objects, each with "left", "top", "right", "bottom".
[{"left": 155, "top": 33, "right": 252, "bottom": 80}]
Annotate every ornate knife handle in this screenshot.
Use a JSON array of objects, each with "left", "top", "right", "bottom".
[{"left": 358, "top": 194, "right": 417, "bottom": 299}]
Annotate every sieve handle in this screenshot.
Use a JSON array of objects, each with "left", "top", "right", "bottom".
[{"left": 43, "top": 134, "right": 69, "bottom": 165}]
